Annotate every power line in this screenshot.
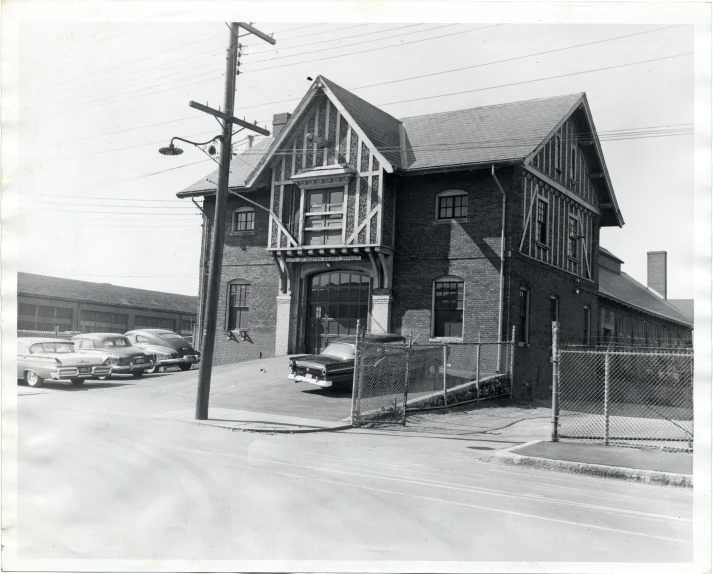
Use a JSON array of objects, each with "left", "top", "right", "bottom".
[
  {"left": 21, "top": 192, "right": 189, "bottom": 203},
  {"left": 27, "top": 24, "right": 362, "bottom": 108},
  {"left": 19, "top": 199, "right": 199, "bottom": 209},
  {"left": 35, "top": 24, "right": 495, "bottom": 118},
  {"left": 42, "top": 24, "right": 426, "bottom": 108}
]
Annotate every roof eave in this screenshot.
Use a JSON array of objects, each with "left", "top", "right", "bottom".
[
  {"left": 397, "top": 158, "right": 522, "bottom": 176},
  {"left": 598, "top": 290, "right": 693, "bottom": 329}
]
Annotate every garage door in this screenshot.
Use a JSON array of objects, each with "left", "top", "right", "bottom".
[{"left": 306, "top": 271, "right": 370, "bottom": 353}]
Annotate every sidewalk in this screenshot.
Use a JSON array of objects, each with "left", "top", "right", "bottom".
[
  {"left": 155, "top": 407, "right": 352, "bottom": 433},
  {"left": 486, "top": 440, "right": 693, "bottom": 487}
]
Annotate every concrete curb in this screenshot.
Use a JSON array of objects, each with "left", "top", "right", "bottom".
[
  {"left": 478, "top": 441, "right": 692, "bottom": 488},
  {"left": 154, "top": 414, "right": 353, "bottom": 435}
]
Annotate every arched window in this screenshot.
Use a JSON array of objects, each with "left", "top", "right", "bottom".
[
  {"left": 432, "top": 276, "right": 464, "bottom": 338},
  {"left": 226, "top": 279, "right": 250, "bottom": 330},
  {"left": 232, "top": 206, "right": 255, "bottom": 232},
  {"left": 435, "top": 190, "right": 468, "bottom": 221}
]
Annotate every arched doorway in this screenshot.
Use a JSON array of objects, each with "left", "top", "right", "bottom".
[{"left": 306, "top": 270, "right": 370, "bottom": 353}]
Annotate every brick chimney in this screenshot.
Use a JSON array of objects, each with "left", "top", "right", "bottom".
[
  {"left": 647, "top": 251, "right": 667, "bottom": 299},
  {"left": 272, "top": 113, "right": 292, "bottom": 139}
]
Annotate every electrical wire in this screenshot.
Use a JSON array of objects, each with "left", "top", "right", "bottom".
[{"left": 36, "top": 24, "right": 687, "bottom": 145}]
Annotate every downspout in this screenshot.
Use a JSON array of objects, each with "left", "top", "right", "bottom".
[
  {"left": 193, "top": 198, "right": 211, "bottom": 349},
  {"left": 491, "top": 165, "right": 507, "bottom": 372}
]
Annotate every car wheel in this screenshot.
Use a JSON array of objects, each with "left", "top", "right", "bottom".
[
  {"left": 25, "top": 371, "right": 44, "bottom": 387},
  {"left": 131, "top": 370, "right": 144, "bottom": 378},
  {"left": 70, "top": 378, "right": 85, "bottom": 386},
  {"left": 150, "top": 365, "right": 162, "bottom": 374},
  {"left": 178, "top": 363, "right": 193, "bottom": 371},
  {"left": 97, "top": 374, "right": 112, "bottom": 381}
]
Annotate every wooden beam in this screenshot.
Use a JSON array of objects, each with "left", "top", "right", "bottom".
[{"left": 189, "top": 101, "right": 271, "bottom": 136}]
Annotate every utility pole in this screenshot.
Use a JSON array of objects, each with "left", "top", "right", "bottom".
[{"left": 193, "top": 22, "right": 275, "bottom": 420}]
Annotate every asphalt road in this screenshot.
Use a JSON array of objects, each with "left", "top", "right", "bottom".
[{"left": 8, "top": 365, "right": 694, "bottom": 566}]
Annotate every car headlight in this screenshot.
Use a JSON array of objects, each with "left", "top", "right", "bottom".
[
  {"left": 55, "top": 358, "right": 63, "bottom": 366},
  {"left": 321, "top": 367, "right": 327, "bottom": 376},
  {"left": 289, "top": 360, "right": 295, "bottom": 369},
  {"left": 104, "top": 358, "right": 119, "bottom": 366}
]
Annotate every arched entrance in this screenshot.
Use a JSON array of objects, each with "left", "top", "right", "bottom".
[{"left": 306, "top": 270, "right": 370, "bottom": 353}]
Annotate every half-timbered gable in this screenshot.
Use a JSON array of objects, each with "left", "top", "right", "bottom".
[{"left": 518, "top": 96, "right": 622, "bottom": 281}]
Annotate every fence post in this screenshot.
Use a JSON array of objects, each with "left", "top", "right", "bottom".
[
  {"left": 443, "top": 344, "right": 448, "bottom": 408},
  {"left": 604, "top": 351, "right": 611, "bottom": 446},
  {"left": 509, "top": 325, "right": 516, "bottom": 399},
  {"left": 402, "top": 347, "right": 410, "bottom": 425},
  {"left": 350, "top": 320, "right": 361, "bottom": 425},
  {"left": 551, "top": 321, "right": 560, "bottom": 441},
  {"left": 475, "top": 332, "right": 481, "bottom": 404}
]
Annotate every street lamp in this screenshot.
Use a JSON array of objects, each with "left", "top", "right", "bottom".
[{"left": 159, "top": 136, "right": 221, "bottom": 157}]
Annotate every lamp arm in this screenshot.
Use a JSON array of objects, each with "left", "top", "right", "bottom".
[{"left": 171, "top": 135, "right": 222, "bottom": 148}]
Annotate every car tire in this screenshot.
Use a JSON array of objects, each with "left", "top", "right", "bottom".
[
  {"left": 70, "top": 378, "right": 85, "bottom": 386},
  {"left": 150, "top": 366, "right": 162, "bottom": 374},
  {"left": 178, "top": 363, "right": 193, "bottom": 371},
  {"left": 25, "top": 371, "right": 44, "bottom": 387},
  {"left": 97, "top": 374, "right": 112, "bottom": 381},
  {"left": 131, "top": 370, "right": 144, "bottom": 378}
]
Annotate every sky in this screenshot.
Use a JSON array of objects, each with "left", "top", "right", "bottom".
[{"left": 12, "top": 20, "right": 695, "bottom": 298}]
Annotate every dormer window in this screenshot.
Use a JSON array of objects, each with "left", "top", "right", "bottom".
[
  {"left": 436, "top": 190, "right": 468, "bottom": 221},
  {"left": 303, "top": 187, "right": 344, "bottom": 246}
]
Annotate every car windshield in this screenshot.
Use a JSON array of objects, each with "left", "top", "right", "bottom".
[
  {"left": 102, "top": 337, "right": 131, "bottom": 348},
  {"left": 29, "top": 342, "right": 74, "bottom": 354},
  {"left": 320, "top": 342, "right": 355, "bottom": 360},
  {"left": 159, "top": 333, "right": 183, "bottom": 340}
]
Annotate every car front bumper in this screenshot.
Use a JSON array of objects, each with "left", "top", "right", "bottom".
[
  {"left": 157, "top": 355, "right": 199, "bottom": 366},
  {"left": 288, "top": 373, "right": 333, "bottom": 388},
  {"left": 109, "top": 361, "right": 154, "bottom": 374},
  {"left": 49, "top": 365, "right": 112, "bottom": 379}
]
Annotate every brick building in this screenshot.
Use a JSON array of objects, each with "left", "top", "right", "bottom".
[
  {"left": 178, "top": 76, "right": 692, "bottom": 397},
  {"left": 17, "top": 272, "right": 198, "bottom": 337}
]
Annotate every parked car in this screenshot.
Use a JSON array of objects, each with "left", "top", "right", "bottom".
[
  {"left": 124, "top": 329, "right": 200, "bottom": 373},
  {"left": 71, "top": 333, "right": 155, "bottom": 378},
  {"left": 17, "top": 337, "right": 112, "bottom": 387},
  {"left": 288, "top": 333, "right": 407, "bottom": 389}
]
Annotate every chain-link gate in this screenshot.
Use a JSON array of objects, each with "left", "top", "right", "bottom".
[
  {"left": 351, "top": 332, "right": 516, "bottom": 426},
  {"left": 350, "top": 340, "right": 411, "bottom": 425},
  {"left": 555, "top": 344, "right": 693, "bottom": 451}
]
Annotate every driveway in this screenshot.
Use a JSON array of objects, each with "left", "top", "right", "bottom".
[{"left": 37, "top": 355, "right": 354, "bottom": 423}]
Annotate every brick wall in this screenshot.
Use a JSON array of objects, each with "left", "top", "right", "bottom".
[{"left": 201, "top": 191, "right": 280, "bottom": 365}]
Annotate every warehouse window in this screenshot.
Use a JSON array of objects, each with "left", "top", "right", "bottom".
[
  {"left": 134, "top": 316, "right": 176, "bottom": 331},
  {"left": 432, "top": 277, "right": 464, "bottom": 338},
  {"left": 79, "top": 310, "right": 128, "bottom": 333},
  {"left": 518, "top": 287, "right": 530, "bottom": 344},
  {"left": 18, "top": 303, "right": 73, "bottom": 331},
  {"left": 232, "top": 206, "right": 255, "bottom": 232},
  {"left": 436, "top": 190, "right": 468, "bottom": 221},
  {"left": 227, "top": 280, "right": 250, "bottom": 331},
  {"left": 554, "top": 134, "right": 562, "bottom": 174},
  {"left": 180, "top": 320, "right": 194, "bottom": 335}
]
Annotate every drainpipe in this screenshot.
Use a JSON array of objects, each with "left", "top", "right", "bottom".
[{"left": 491, "top": 165, "right": 507, "bottom": 373}]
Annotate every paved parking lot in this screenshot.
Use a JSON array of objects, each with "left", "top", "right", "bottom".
[{"left": 18, "top": 356, "right": 354, "bottom": 423}]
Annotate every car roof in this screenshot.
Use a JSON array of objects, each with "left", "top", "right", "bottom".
[
  {"left": 332, "top": 333, "right": 406, "bottom": 344},
  {"left": 125, "top": 329, "right": 177, "bottom": 336},
  {"left": 18, "top": 337, "right": 73, "bottom": 345},
  {"left": 72, "top": 333, "right": 127, "bottom": 339}
]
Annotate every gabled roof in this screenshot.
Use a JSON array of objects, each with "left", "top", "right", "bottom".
[
  {"left": 18, "top": 272, "right": 198, "bottom": 315},
  {"left": 668, "top": 299, "right": 694, "bottom": 323},
  {"left": 599, "top": 246, "right": 624, "bottom": 263},
  {"left": 400, "top": 93, "right": 583, "bottom": 171},
  {"left": 320, "top": 77, "right": 403, "bottom": 169},
  {"left": 177, "top": 137, "right": 274, "bottom": 197},
  {"left": 598, "top": 266, "right": 692, "bottom": 327},
  {"left": 177, "top": 77, "right": 621, "bottom": 225}
]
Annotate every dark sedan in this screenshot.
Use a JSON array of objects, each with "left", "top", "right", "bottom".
[
  {"left": 125, "top": 329, "right": 200, "bottom": 373},
  {"left": 288, "top": 333, "right": 407, "bottom": 389}
]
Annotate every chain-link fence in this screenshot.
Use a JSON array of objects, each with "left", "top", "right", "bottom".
[
  {"left": 555, "top": 344, "right": 693, "bottom": 451},
  {"left": 351, "top": 332, "right": 516, "bottom": 426}
]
